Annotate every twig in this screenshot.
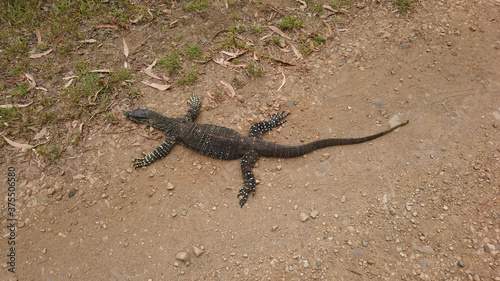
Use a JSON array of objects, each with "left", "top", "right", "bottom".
[
  {"left": 277, "top": 68, "right": 286, "bottom": 92},
  {"left": 478, "top": 198, "right": 498, "bottom": 214}
]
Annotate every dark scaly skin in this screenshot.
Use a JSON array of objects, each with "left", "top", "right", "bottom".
[{"left": 124, "top": 94, "right": 409, "bottom": 207}]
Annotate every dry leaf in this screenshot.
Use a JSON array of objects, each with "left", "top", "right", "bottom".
[
  {"left": 129, "top": 14, "right": 143, "bottom": 23},
  {"left": 297, "top": 0, "right": 307, "bottom": 10},
  {"left": 0, "top": 101, "right": 33, "bottom": 109},
  {"left": 322, "top": 4, "right": 338, "bottom": 13},
  {"left": 2, "top": 135, "right": 34, "bottom": 150},
  {"left": 277, "top": 68, "right": 286, "bottom": 91},
  {"left": 63, "top": 75, "right": 78, "bottom": 80},
  {"left": 35, "top": 28, "right": 42, "bottom": 47},
  {"left": 64, "top": 78, "right": 74, "bottom": 88},
  {"left": 259, "top": 33, "right": 273, "bottom": 41},
  {"left": 30, "top": 49, "right": 53, "bottom": 59},
  {"left": 53, "top": 32, "right": 66, "bottom": 49},
  {"left": 79, "top": 39, "right": 97, "bottom": 43},
  {"left": 35, "top": 86, "right": 48, "bottom": 91},
  {"left": 143, "top": 59, "right": 162, "bottom": 80},
  {"left": 33, "top": 127, "right": 47, "bottom": 140},
  {"left": 89, "top": 69, "right": 112, "bottom": 73},
  {"left": 221, "top": 50, "right": 247, "bottom": 59},
  {"left": 290, "top": 43, "right": 303, "bottom": 60},
  {"left": 123, "top": 38, "right": 129, "bottom": 57},
  {"left": 95, "top": 24, "right": 118, "bottom": 29},
  {"left": 323, "top": 21, "right": 333, "bottom": 37},
  {"left": 25, "top": 73, "right": 36, "bottom": 91},
  {"left": 271, "top": 57, "right": 295, "bottom": 66},
  {"left": 268, "top": 26, "right": 291, "bottom": 40},
  {"left": 141, "top": 81, "right": 171, "bottom": 91},
  {"left": 220, "top": 80, "right": 236, "bottom": 97}
]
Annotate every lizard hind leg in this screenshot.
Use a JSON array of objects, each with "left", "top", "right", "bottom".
[
  {"left": 237, "top": 150, "right": 259, "bottom": 207},
  {"left": 248, "top": 111, "right": 291, "bottom": 138}
]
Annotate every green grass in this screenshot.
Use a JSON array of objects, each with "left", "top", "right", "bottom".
[
  {"left": 158, "top": 53, "right": 181, "bottom": 74},
  {"left": 37, "top": 144, "right": 62, "bottom": 164},
  {"left": 249, "top": 24, "right": 263, "bottom": 35},
  {"left": 186, "top": 0, "right": 209, "bottom": 11},
  {"left": 279, "top": 15, "right": 304, "bottom": 31},
  {"left": 330, "top": 0, "right": 351, "bottom": 8},
  {"left": 176, "top": 70, "right": 198, "bottom": 85},
  {"left": 0, "top": 107, "right": 19, "bottom": 128},
  {"left": 246, "top": 61, "right": 264, "bottom": 77},
  {"left": 312, "top": 35, "right": 325, "bottom": 46},
  {"left": 183, "top": 45, "right": 202, "bottom": 60},
  {"left": 312, "top": 4, "right": 324, "bottom": 13},
  {"left": 393, "top": 0, "right": 413, "bottom": 13}
]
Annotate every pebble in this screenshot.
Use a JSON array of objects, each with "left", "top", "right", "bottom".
[
  {"left": 167, "top": 182, "right": 174, "bottom": 190},
  {"left": 193, "top": 246, "right": 204, "bottom": 257},
  {"left": 299, "top": 213, "right": 310, "bottom": 222},
  {"left": 457, "top": 260, "right": 464, "bottom": 267},
  {"left": 181, "top": 210, "right": 188, "bottom": 216},
  {"left": 272, "top": 225, "right": 279, "bottom": 231},
  {"left": 310, "top": 210, "right": 319, "bottom": 219},
  {"left": 175, "top": 251, "right": 190, "bottom": 262}
]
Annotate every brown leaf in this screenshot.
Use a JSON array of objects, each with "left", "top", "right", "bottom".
[
  {"left": 267, "top": 26, "right": 291, "bottom": 40},
  {"left": 25, "top": 73, "right": 36, "bottom": 91},
  {"left": 289, "top": 43, "right": 303, "bottom": 60},
  {"left": 53, "top": 32, "right": 66, "bottom": 50},
  {"left": 35, "top": 28, "right": 42, "bottom": 47},
  {"left": 141, "top": 81, "right": 171, "bottom": 91},
  {"left": 271, "top": 57, "right": 295, "bottom": 66},
  {"left": 0, "top": 101, "right": 33, "bottom": 109},
  {"left": 123, "top": 38, "right": 129, "bottom": 57},
  {"left": 220, "top": 80, "right": 236, "bottom": 97},
  {"left": 79, "top": 39, "right": 97, "bottom": 44},
  {"left": 143, "top": 59, "right": 162, "bottom": 80},
  {"left": 95, "top": 24, "right": 118, "bottom": 29},
  {"left": 29, "top": 49, "right": 53, "bottom": 59},
  {"left": 322, "top": 4, "right": 338, "bottom": 13},
  {"left": 89, "top": 69, "right": 112, "bottom": 73},
  {"left": 2, "top": 135, "right": 34, "bottom": 150},
  {"left": 129, "top": 14, "right": 143, "bottom": 24}
]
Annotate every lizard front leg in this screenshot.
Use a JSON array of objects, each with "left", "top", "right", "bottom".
[
  {"left": 134, "top": 136, "right": 176, "bottom": 168},
  {"left": 181, "top": 94, "right": 202, "bottom": 122},
  {"left": 237, "top": 150, "right": 259, "bottom": 207}
]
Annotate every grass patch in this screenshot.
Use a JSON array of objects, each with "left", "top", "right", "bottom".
[
  {"left": 158, "top": 53, "right": 181, "bottom": 74},
  {"left": 330, "top": 0, "right": 351, "bottom": 8},
  {"left": 183, "top": 44, "right": 202, "bottom": 60},
  {"left": 176, "top": 70, "right": 198, "bottom": 85},
  {"left": 312, "top": 4, "right": 324, "bottom": 13},
  {"left": 312, "top": 35, "right": 326, "bottom": 46},
  {"left": 279, "top": 15, "right": 304, "bottom": 31},
  {"left": 37, "top": 144, "right": 62, "bottom": 164},
  {"left": 249, "top": 24, "right": 263, "bottom": 35},
  {"left": 186, "top": 0, "right": 209, "bottom": 11},
  {"left": 393, "top": 0, "right": 413, "bottom": 13},
  {"left": 246, "top": 61, "right": 264, "bottom": 77},
  {"left": 0, "top": 107, "right": 19, "bottom": 127}
]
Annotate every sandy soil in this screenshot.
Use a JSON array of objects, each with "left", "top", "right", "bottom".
[{"left": 1, "top": 0, "right": 499, "bottom": 280}]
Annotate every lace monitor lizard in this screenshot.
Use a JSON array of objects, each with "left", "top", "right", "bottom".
[{"left": 124, "top": 94, "right": 409, "bottom": 207}]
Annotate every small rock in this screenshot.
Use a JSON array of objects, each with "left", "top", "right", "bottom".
[
  {"left": 42, "top": 248, "right": 47, "bottom": 254},
  {"left": 303, "top": 260, "right": 310, "bottom": 268},
  {"left": 175, "top": 251, "right": 190, "bottom": 262},
  {"left": 167, "top": 182, "right": 174, "bottom": 190},
  {"left": 484, "top": 245, "right": 491, "bottom": 253},
  {"left": 457, "top": 260, "right": 464, "bottom": 267},
  {"left": 272, "top": 225, "right": 279, "bottom": 231},
  {"left": 180, "top": 210, "right": 188, "bottom": 216},
  {"left": 310, "top": 210, "right": 319, "bottom": 219},
  {"left": 299, "top": 213, "right": 310, "bottom": 222},
  {"left": 193, "top": 246, "right": 204, "bottom": 257}
]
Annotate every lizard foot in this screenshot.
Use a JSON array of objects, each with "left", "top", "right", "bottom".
[{"left": 133, "top": 152, "right": 149, "bottom": 168}]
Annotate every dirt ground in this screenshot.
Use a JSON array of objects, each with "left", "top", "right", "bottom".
[{"left": 1, "top": 0, "right": 500, "bottom": 280}]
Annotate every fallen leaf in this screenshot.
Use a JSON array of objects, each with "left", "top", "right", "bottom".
[
  {"left": 141, "top": 81, "right": 171, "bottom": 91},
  {"left": 322, "top": 4, "right": 338, "bottom": 13},
  {"left": 277, "top": 68, "right": 286, "bottom": 91},
  {"left": 220, "top": 80, "right": 236, "bottom": 97},
  {"left": 129, "top": 14, "right": 143, "bottom": 23},
  {"left": 323, "top": 21, "right": 333, "bottom": 37},
  {"left": 33, "top": 127, "right": 47, "bottom": 140},
  {"left": 95, "top": 24, "right": 118, "bottom": 29},
  {"left": 259, "top": 33, "right": 273, "bottom": 41},
  {"left": 143, "top": 59, "right": 162, "bottom": 80},
  {"left": 35, "top": 28, "right": 42, "bottom": 47},
  {"left": 89, "top": 69, "right": 112, "bottom": 73},
  {"left": 63, "top": 75, "right": 78, "bottom": 80},
  {"left": 30, "top": 49, "right": 53, "bottom": 59},
  {"left": 297, "top": 0, "right": 307, "bottom": 10},
  {"left": 290, "top": 43, "right": 303, "bottom": 60},
  {"left": 64, "top": 78, "right": 74, "bottom": 88},
  {"left": 53, "top": 32, "right": 66, "bottom": 49},
  {"left": 221, "top": 50, "right": 246, "bottom": 59},
  {"left": 35, "top": 86, "right": 48, "bottom": 91},
  {"left": 25, "top": 73, "right": 36, "bottom": 91},
  {"left": 2, "top": 135, "right": 34, "bottom": 150},
  {"left": 0, "top": 101, "right": 33, "bottom": 109},
  {"left": 268, "top": 26, "right": 291, "bottom": 40},
  {"left": 271, "top": 57, "right": 295, "bottom": 66},
  {"left": 123, "top": 37, "right": 129, "bottom": 57},
  {"left": 79, "top": 39, "right": 97, "bottom": 43}
]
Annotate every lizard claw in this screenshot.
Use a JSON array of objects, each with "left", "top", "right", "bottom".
[{"left": 133, "top": 152, "right": 149, "bottom": 168}]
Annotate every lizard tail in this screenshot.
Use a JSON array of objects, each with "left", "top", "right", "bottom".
[{"left": 257, "top": 120, "right": 409, "bottom": 158}]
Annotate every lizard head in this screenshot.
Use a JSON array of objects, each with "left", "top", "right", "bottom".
[{"left": 124, "top": 109, "right": 166, "bottom": 128}]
